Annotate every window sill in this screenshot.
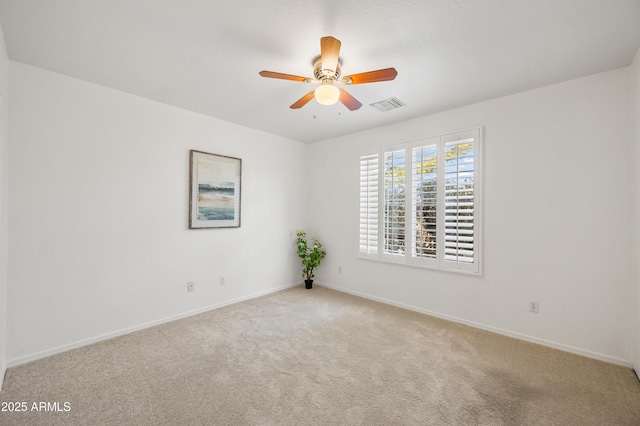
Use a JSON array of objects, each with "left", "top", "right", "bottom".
[{"left": 356, "top": 254, "right": 481, "bottom": 276}]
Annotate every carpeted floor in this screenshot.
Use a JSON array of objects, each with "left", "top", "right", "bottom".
[{"left": 1, "top": 285, "right": 639, "bottom": 425}]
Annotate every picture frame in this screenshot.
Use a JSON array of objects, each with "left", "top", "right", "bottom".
[{"left": 189, "top": 150, "right": 241, "bottom": 229}]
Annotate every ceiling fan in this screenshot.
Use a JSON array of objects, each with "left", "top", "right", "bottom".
[{"left": 259, "top": 36, "right": 397, "bottom": 111}]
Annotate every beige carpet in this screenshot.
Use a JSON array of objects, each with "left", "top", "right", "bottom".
[{"left": 1, "top": 285, "right": 639, "bottom": 425}]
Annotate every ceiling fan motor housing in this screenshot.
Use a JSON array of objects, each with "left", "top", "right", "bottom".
[{"left": 313, "top": 56, "right": 341, "bottom": 82}]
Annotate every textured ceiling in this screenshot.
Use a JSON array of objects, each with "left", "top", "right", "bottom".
[{"left": 1, "top": 0, "right": 639, "bottom": 143}]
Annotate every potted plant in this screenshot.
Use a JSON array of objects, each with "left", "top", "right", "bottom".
[{"left": 296, "top": 230, "right": 326, "bottom": 289}]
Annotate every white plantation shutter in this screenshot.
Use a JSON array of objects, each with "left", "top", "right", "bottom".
[
  {"left": 356, "top": 128, "right": 481, "bottom": 274},
  {"left": 442, "top": 130, "right": 479, "bottom": 272},
  {"left": 383, "top": 148, "right": 406, "bottom": 258},
  {"left": 410, "top": 141, "right": 438, "bottom": 262},
  {"left": 359, "top": 151, "right": 379, "bottom": 256}
]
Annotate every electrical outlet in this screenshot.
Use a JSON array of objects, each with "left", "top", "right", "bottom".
[
  {"left": 529, "top": 301, "right": 539, "bottom": 313},
  {"left": 219, "top": 276, "right": 225, "bottom": 286},
  {"left": 338, "top": 266, "right": 342, "bottom": 273},
  {"left": 187, "top": 282, "right": 195, "bottom": 292}
]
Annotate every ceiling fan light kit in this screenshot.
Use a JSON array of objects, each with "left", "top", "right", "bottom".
[
  {"left": 259, "top": 36, "right": 397, "bottom": 111},
  {"left": 315, "top": 83, "right": 340, "bottom": 105}
]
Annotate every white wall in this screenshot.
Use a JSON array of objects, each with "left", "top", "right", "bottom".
[
  {"left": 632, "top": 48, "right": 640, "bottom": 375},
  {"left": 7, "top": 62, "right": 308, "bottom": 365},
  {"left": 310, "top": 67, "right": 634, "bottom": 365},
  {"left": 4, "top": 56, "right": 637, "bottom": 370},
  {"left": 0, "top": 25, "right": 9, "bottom": 388}
]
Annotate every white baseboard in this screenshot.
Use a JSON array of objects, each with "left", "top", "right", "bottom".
[
  {"left": 7, "top": 282, "right": 300, "bottom": 368},
  {"left": 317, "top": 282, "right": 632, "bottom": 368}
]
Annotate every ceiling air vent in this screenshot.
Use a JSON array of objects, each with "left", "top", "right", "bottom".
[{"left": 369, "top": 97, "right": 405, "bottom": 112}]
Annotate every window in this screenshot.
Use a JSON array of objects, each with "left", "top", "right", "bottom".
[{"left": 358, "top": 128, "right": 481, "bottom": 274}]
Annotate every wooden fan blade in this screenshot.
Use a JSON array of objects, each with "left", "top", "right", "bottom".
[
  {"left": 342, "top": 68, "right": 398, "bottom": 85},
  {"left": 339, "top": 89, "right": 362, "bottom": 111},
  {"left": 290, "top": 90, "right": 316, "bottom": 109},
  {"left": 259, "top": 71, "right": 312, "bottom": 82},
  {"left": 320, "top": 36, "right": 341, "bottom": 73}
]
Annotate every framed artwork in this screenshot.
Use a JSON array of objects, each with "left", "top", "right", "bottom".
[{"left": 189, "top": 150, "right": 241, "bottom": 229}]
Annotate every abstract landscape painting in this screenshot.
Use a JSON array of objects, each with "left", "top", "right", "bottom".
[{"left": 189, "top": 150, "right": 241, "bottom": 228}]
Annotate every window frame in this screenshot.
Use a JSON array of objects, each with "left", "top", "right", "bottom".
[{"left": 357, "top": 128, "right": 482, "bottom": 275}]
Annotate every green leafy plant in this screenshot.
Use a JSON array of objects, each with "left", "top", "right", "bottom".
[{"left": 296, "top": 230, "right": 326, "bottom": 281}]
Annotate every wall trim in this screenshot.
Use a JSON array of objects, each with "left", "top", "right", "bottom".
[
  {"left": 317, "top": 282, "right": 632, "bottom": 368},
  {"left": 6, "top": 282, "right": 300, "bottom": 368}
]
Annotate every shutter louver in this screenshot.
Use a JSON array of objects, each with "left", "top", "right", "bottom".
[{"left": 359, "top": 153, "right": 379, "bottom": 255}]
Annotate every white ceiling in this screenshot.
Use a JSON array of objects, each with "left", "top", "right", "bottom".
[{"left": 1, "top": 0, "right": 639, "bottom": 143}]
